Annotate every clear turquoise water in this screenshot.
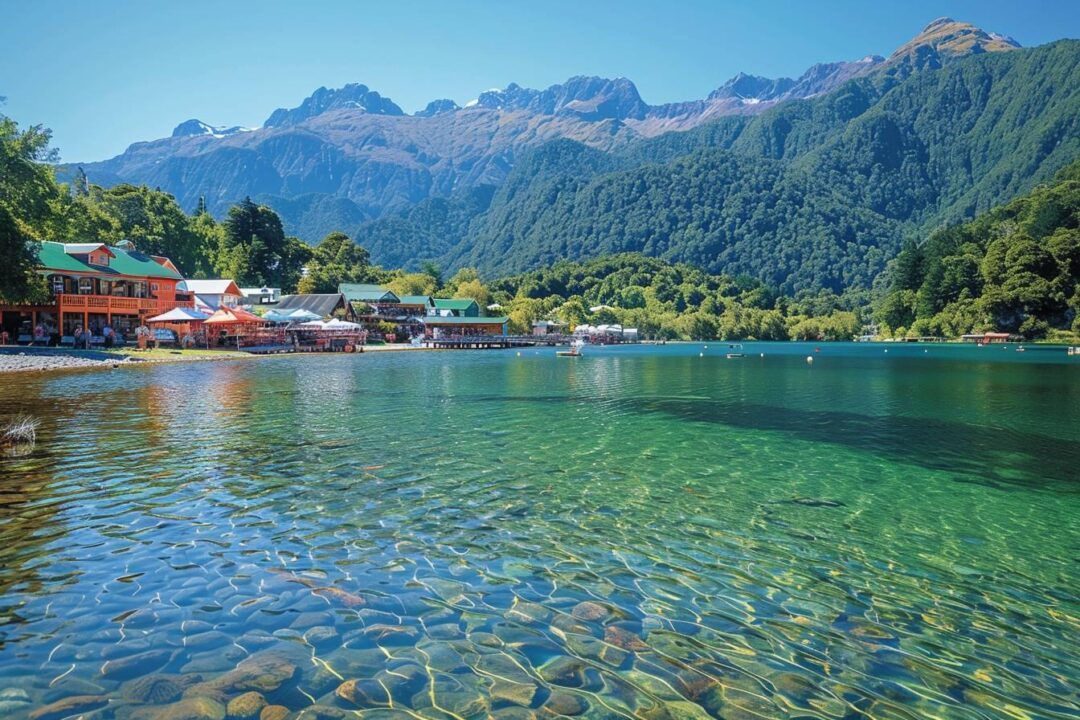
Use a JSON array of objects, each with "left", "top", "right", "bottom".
[{"left": 0, "top": 343, "right": 1077, "bottom": 719}]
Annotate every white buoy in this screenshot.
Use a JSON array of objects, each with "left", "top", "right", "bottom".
[
  {"left": 699, "top": 352, "right": 704, "bottom": 357},
  {"left": 806, "top": 356, "right": 813, "bottom": 365},
  {"left": 884, "top": 349, "right": 888, "bottom": 353},
  {"left": 516, "top": 351, "right": 521, "bottom": 356},
  {"left": 760, "top": 353, "right": 765, "bottom": 358}
]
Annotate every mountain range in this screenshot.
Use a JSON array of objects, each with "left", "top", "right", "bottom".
[{"left": 67, "top": 18, "right": 1078, "bottom": 292}]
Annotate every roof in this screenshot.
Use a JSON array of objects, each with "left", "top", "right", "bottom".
[
  {"left": 533, "top": 320, "right": 566, "bottom": 327},
  {"left": 339, "top": 283, "right": 400, "bottom": 303},
  {"left": 239, "top": 287, "right": 280, "bottom": 294},
  {"left": 146, "top": 307, "right": 210, "bottom": 323},
  {"left": 63, "top": 243, "right": 115, "bottom": 257},
  {"left": 184, "top": 279, "right": 242, "bottom": 296},
  {"left": 423, "top": 316, "right": 508, "bottom": 325},
  {"left": 277, "top": 293, "right": 352, "bottom": 318},
  {"left": 37, "top": 241, "right": 184, "bottom": 280},
  {"left": 397, "top": 295, "right": 434, "bottom": 306},
  {"left": 433, "top": 298, "right": 479, "bottom": 311}
]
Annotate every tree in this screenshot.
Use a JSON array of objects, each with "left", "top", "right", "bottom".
[
  {"left": 217, "top": 197, "right": 310, "bottom": 290},
  {"left": 0, "top": 117, "right": 59, "bottom": 302},
  {"left": 388, "top": 272, "right": 438, "bottom": 298},
  {"left": 298, "top": 231, "right": 375, "bottom": 293}
]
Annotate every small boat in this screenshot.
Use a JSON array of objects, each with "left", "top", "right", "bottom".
[
  {"left": 558, "top": 339, "right": 585, "bottom": 357},
  {"left": 726, "top": 343, "right": 744, "bottom": 358}
]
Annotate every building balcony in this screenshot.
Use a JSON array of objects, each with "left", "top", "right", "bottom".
[{"left": 56, "top": 294, "right": 194, "bottom": 315}]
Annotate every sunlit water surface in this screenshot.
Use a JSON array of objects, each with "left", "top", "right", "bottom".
[{"left": 0, "top": 343, "right": 1077, "bottom": 720}]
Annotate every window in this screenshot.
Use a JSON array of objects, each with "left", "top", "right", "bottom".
[
  {"left": 150, "top": 282, "right": 160, "bottom": 295},
  {"left": 51, "top": 276, "right": 65, "bottom": 295},
  {"left": 78, "top": 278, "right": 94, "bottom": 295},
  {"left": 134, "top": 282, "right": 147, "bottom": 298}
]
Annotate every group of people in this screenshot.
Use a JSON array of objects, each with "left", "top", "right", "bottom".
[{"left": 67, "top": 322, "right": 125, "bottom": 348}]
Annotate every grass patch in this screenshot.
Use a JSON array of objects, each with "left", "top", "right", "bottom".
[{"left": 106, "top": 348, "right": 251, "bottom": 360}]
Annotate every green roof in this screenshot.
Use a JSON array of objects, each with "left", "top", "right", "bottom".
[
  {"left": 339, "top": 283, "right": 400, "bottom": 303},
  {"left": 37, "top": 242, "right": 184, "bottom": 280},
  {"left": 432, "top": 298, "right": 479, "bottom": 310},
  {"left": 398, "top": 295, "right": 434, "bottom": 306},
  {"left": 424, "top": 316, "right": 507, "bottom": 324}
]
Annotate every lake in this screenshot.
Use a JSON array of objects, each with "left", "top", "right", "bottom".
[{"left": 0, "top": 343, "right": 1077, "bottom": 720}]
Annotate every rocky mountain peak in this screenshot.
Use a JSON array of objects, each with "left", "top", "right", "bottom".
[
  {"left": 414, "top": 99, "right": 461, "bottom": 117},
  {"left": 708, "top": 72, "right": 795, "bottom": 102},
  {"left": 264, "top": 83, "right": 404, "bottom": 128},
  {"left": 464, "top": 76, "right": 648, "bottom": 120},
  {"left": 171, "top": 119, "right": 250, "bottom": 139},
  {"left": 890, "top": 17, "right": 1021, "bottom": 66}
]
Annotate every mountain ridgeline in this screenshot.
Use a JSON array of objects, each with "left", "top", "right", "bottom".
[
  {"left": 67, "top": 18, "right": 1079, "bottom": 295},
  {"left": 364, "top": 38, "right": 1080, "bottom": 293}
]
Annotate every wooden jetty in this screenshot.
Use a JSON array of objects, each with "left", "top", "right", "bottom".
[{"left": 421, "top": 334, "right": 639, "bottom": 350}]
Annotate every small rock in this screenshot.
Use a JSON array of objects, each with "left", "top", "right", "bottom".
[
  {"left": 570, "top": 601, "right": 609, "bottom": 622},
  {"left": 260, "top": 707, "right": 289, "bottom": 720},
  {"left": 604, "top": 625, "right": 648, "bottom": 652},
  {"left": 311, "top": 586, "right": 365, "bottom": 607},
  {"left": 102, "top": 649, "right": 173, "bottom": 680},
  {"left": 30, "top": 694, "right": 109, "bottom": 720},
  {"left": 302, "top": 625, "right": 339, "bottom": 650},
  {"left": 184, "top": 631, "right": 231, "bottom": 651},
  {"left": 296, "top": 705, "right": 348, "bottom": 720},
  {"left": 289, "top": 611, "right": 333, "bottom": 630},
  {"left": 226, "top": 691, "right": 267, "bottom": 720},
  {"left": 536, "top": 656, "right": 588, "bottom": 687},
  {"left": 336, "top": 678, "right": 389, "bottom": 708},
  {"left": 123, "top": 674, "right": 194, "bottom": 704},
  {"left": 543, "top": 691, "right": 587, "bottom": 716},
  {"left": 490, "top": 680, "right": 537, "bottom": 707},
  {"left": 362, "top": 623, "right": 420, "bottom": 646},
  {"left": 153, "top": 696, "right": 226, "bottom": 720},
  {"left": 0, "top": 687, "right": 31, "bottom": 703},
  {"left": 184, "top": 652, "right": 297, "bottom": 700}
]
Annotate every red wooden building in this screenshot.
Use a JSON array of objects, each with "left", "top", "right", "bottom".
[{"left": 0, "top": 240, "right": 194, "bottom": 343}]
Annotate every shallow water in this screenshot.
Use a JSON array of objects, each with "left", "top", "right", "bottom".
[{"left": 0, "top": 343, "right": 1077, "bottom": 720}]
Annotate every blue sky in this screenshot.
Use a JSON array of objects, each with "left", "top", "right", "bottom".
[{"left": 2, "top": 0, "right": 1077, "bottom": 162}]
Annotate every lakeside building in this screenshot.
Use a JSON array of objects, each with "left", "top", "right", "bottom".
[
  {"left": 424, "top": 315, "right": 509, "bottom": 337},
  {"left": 960, "top": 332, "right": 1019, "bottom": 343},
  {"left": 185, "top": 279, "right": 244, "bottom": 312},
  {"left": 275, "top": 293, "right": 358, "bottom": 321},
  {"left": 240, "top": 287, "right": 282, "bottom": 305},
  {"left": 0, "top": 240, "right": 193, "bottom": 343},
  {"left": 338, "top": 283, "right": 507, "bottom": 339},
  {"left": 433, "top": 298, "right": 480, "bottom": 317},
  {"left": 532, "top": 320, "right": 567, "bottom": 336}
]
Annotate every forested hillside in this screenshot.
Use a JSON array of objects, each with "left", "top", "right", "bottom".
[
  {"left": 357, "top": 39, "right": 1079, "bottom": 293},
  {"left": 876, "top": 162, "right": 1080, "bottom": 339}
]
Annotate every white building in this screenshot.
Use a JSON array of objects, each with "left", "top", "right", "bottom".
[
  {"left": 183, "top": 279, "right": 244, "bottom": 312},
  {"left": 240, "top": 286, "right": 282, "bottom": 305}
]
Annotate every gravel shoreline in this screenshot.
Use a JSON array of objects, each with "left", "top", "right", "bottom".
[
  {"left": 0, "top": 349, "right": 253, "bottom": 374},
  {"left": 0, "top": 343, "right": 436, "bottom": 374},
  {"left": 0, "top": 352, "right": 135, "bottom": 373}
]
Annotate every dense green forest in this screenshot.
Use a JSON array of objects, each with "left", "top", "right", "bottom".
[
  {"left": 876, "top": 162, "right": 1080, "bottom": 340},
  {"left": 3, "top": 97, "right": 1078, "bottom": 341},
  {"left": 356, "top": 40, "right": 1079, "bottom": 293}
]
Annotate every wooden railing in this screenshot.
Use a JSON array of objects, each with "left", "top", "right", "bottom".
[{"left": 57, "top": 294, "right": 194, "bottom": 314}]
